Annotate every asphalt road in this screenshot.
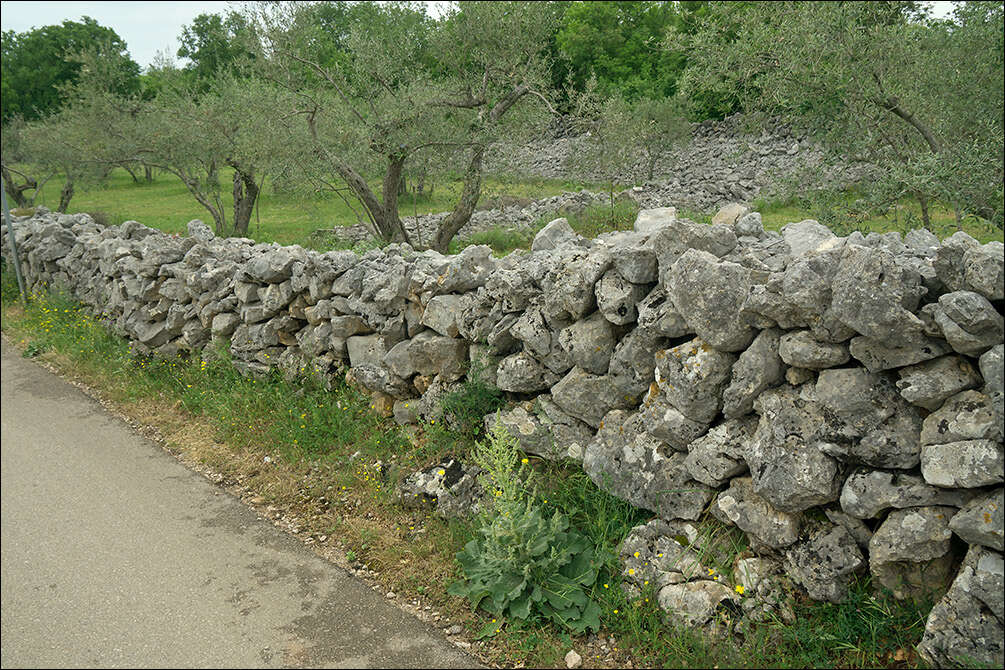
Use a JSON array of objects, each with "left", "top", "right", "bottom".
[{"left": 0, "top": 337, "right": 476, "bottom": 668}]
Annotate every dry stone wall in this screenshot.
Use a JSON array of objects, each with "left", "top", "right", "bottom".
[{"left": 3, "top": 205, "right": 1003, "bottom": 666}]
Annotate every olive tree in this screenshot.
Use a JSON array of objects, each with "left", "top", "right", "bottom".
[
  {"left": 253, "top": 0, "right": 559, "bottom": 252},
  {"left": 135, "top": 74, "right": 272, "bottom": 236},
  {"left": 673, "top": 0, "right": 1004, "bottom": 229}
]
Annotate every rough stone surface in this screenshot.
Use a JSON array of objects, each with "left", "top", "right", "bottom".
[
  {"left": 921, "top": 440, "right": 1005, "bottom": 488},
  {"left": 917, "top": 544, "right": 1004, "bottom": 669},
  {"left": 668, "top": 249, "right": 756, "bottom": 352},
  {"left": 869, "top": 506, "right": 958, "bottom": 601},
  {"left": 949, "top": 488, "right": 1005, "bottom": 552},
  {"left": 921, "top": 390, "right": 1002, "bottom": 446},
  {"left": 839, "top": 469, "right": 975, "bottom": 519},
  {"left": 654, "top": 338, "right": 736, "bottom": 423},
  {"left": 746, "top": 385, "right": 842, "bottom": 512},
  {"left": 684, "top": 417, "right": 756, "bottom": 487},
  {"left": 583, "top": 410, "right": 715, "bottom": 520},
  {"left": 848, "top": 333, "right": 951, "bottom": 372},
  {"left": 896, "top": 355, "right": 983, "bottom": 411},
  {"left": 397, "top": 460, "right": 483, "bottom": 518},
  {"left": 722, "top": 327, "right": 786, "bottom": 419},
  {"left": 778, "top": 330, "right": 850, "bottom": 369},
  {"left": 713, "top": 477, "right": 802, "bottom": 549},
  {"left": 784, "top": 525, "right": 865, "bottom": 603}
]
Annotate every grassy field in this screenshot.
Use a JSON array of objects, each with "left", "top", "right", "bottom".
[
  {"left": 24, "top": 167, "right": 603, "bottom": 247},
  {"left": 20, "top": 166, "right": 1002, "bottom": 252},
  {"left": 2, "top": 272, "right": 939, "bottom": 669}
]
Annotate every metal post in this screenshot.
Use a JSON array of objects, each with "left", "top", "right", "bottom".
[{"left": 1, "top": 187, "right": 28, "bottom": 306}]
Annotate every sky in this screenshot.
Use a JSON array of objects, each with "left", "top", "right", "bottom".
[{"left": 1, "top": 0, "right": 957, "bottom": 71}]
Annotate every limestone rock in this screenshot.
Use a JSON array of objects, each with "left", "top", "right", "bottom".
[
  {"left": 814, "top": 367, "right": 923, "bottom": 469},
  {"left": 963, "top": 241, "right": 1005, "bottom": 301},
  {"left": 839, "top": 469, "right": 974, "bottom": 519},
  {"left": 778, "top": 330, "right": 850, "bottom": 369},
  {"left": 634, "top": 207, "right": 677, "bottom": 234},
  {"left": 713, "top": 477, "right": 802, "bottom": 549},
  {"left": 712, "top": 202, "right": 750, "bottom": 227},
  {"left": 784, "top": 525, "right": 864, "bottom": 603},
  {"left": 420, "top": 294, "right": 463, "bottom": 338},
  {"left": 558, "top": 311, "right": 616, "bottom": 374},
  {"left": 657, "top": 581, "right": 738, "bottom": 628},
  {"left": 949, "top": 488, "right": 1004, "bottom": 551},
  {"left": 917, "top": 544, "right": 1004, "bottom": 668},
  {"left": 397, "top": 460, "right": 482, "bottom": 518},
  {"left": 897, "top": 355, "right": 983, "bottom": 410},
  {"left": 684, "top": 417, "right": 756, "bottom": 487},
  {"left": 532, "top": 217, "right": 580, "bottom": 252},
  {"left": 722, "top": 327, "right": 786, "bottom": 419},
  {"left": 830, "top": 245, "right": 924, "bottom": 340},
  {"left": 583, "top": 410, "right": 715, "bottom": 520},
  {"left": 781, "top": 219, "right": 839, "bottom": 257},
  {"left": 636, "top": 286, "right": 692, "bottom": 338},
  {"left": 551, "top": 367, "right": 636, "bottom": 428},
  {"left": 922, "top": 390, "right": 1002, "bottom": 445},
  {"left": 595, "top": 269, "right": 648, "bottom": 325},
  {"left": 495, "top": 351, "right": 561, "bottom": 393},
  {"left": 654, "top": 337, "right": 736, "bottom": 424},
  {"left": 746, "top": 385, "right": 842, "bottom": 513},
  {"left": 921, "top": 440, "right": 1004, "bottom": 488},
  {"left": 869, "top": 506, "right": 958, "bottom": 601},
  {"left": 933, "top": 291, "right": 1004, "bottom": 356},
  {"left": 848, "top": 333, "right": 951, "bottom": 372},
  {"left": 668, "top": 249, "right": 755, "bottom": 352}
]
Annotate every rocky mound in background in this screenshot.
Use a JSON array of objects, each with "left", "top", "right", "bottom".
[
  {"left": 3, "top": 204, "right": 1002, "bottom": 667},
  {"left": 326, "top": 116, "right": 868, "bottom": 248},
  {"left": 486, "top": 114, "right": 870, "bottom": 211}
]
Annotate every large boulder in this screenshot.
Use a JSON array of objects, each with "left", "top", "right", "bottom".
[
  {"left": 667, "top": 249, "right": 756, "bottom": 352},
  {"left": 583, "top": 410, "right": 715, "bottom": 520},
  {"left": 830, "top": 245, "right": 925, "bottom": 340}
]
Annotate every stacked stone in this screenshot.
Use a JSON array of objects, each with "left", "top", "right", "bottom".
[
  {"left": 2, "top": 203, "right": 1002, "bottom": 666},
  {"left": 484, "top": 114, "right": 870, "bottom": 211}
]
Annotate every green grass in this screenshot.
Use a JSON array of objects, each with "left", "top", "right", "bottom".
[
  {"left": 23, "top": 166, "right": 600, "bottom": 248},
  {"left": 18, "top": 164, "right": 1001, "bottom": 251},
  {"left": 0, "top": 272, "right": 936, "bottom": 668}
]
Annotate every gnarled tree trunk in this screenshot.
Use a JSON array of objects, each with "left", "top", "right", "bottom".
[
  {"left": 1, "top": 164, "right": 36, "bottom": 208},
  {"left": 433, "top": 145, "right": 485, "bottom": 253},
  {"left": 232, "top": 168, "right": 260, "bottom": 236},
  {"left": 57, "top": 178, "right": 74, "bottom": 213}
]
